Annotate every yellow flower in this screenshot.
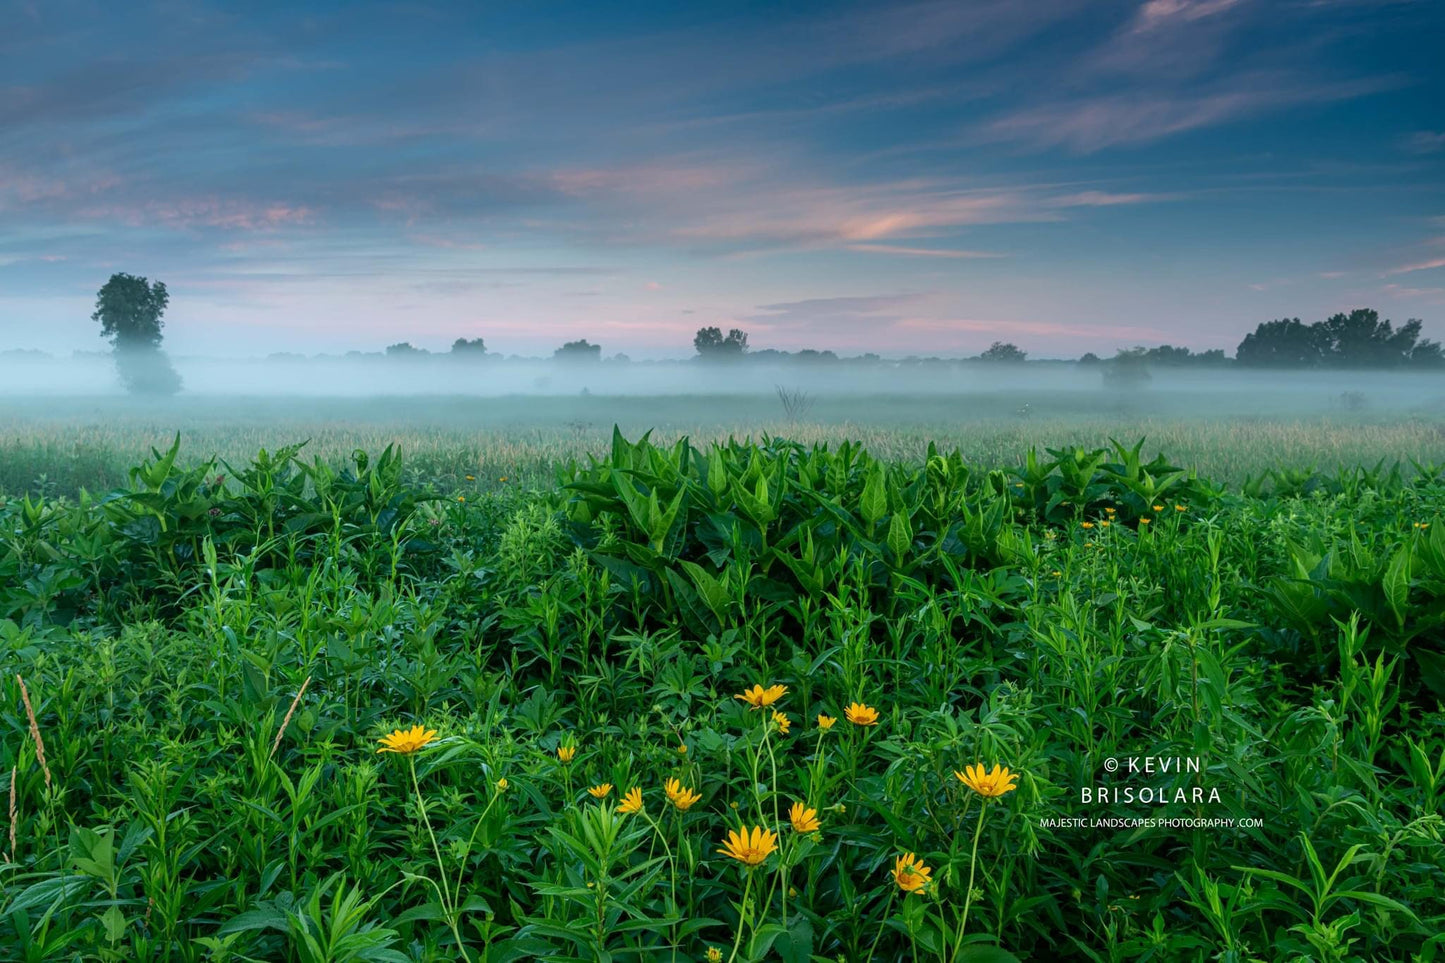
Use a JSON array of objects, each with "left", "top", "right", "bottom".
[
  {"left": 734, "top": 683, "right": 788, "bottom": 710},
  {"left": 496, "top": 777, "right": 508, "bottom": 791},
  {"left": 499, "top": 476, "right": 509, "bottom": 482},
  {"left": 789, "top": 802, "right": 820, "bottom": 833},
  {"left": 376, "top": 725, "right": 438, "bottom": 755},
  {"left": 893, "top": 853, "right": 932, "bottom": 894},
  {"left": 677, "top": 743, "right": 688, "bottom": 754},
  {"left": 717, "top": 825, "right": 779, "bottom": 867},
  {"left": 1416, "top": 521, "right": 1431, "bottom": 530},
  {"left": 557, "top": 745, "right": 576, "bottom": 764},
  {"left": 1080, "top": 521, "right": 1095, "bottom": 529},
  {"left": 1104, "top": 507, "right": 1116, "bottom": 515},
  {"left": 1174, "top": 504, "right": 1185, "bottom": 512},
  {"left": 817, "top": 714, "right": 836, "bottom": 730},
  {"left": 465, "top": 475, "right": 476, "bottom": 481},
  {"left": 1051, "top": 569, "right": 1061, "bottom": 576},
  {"left": 587, "top": 783, "right": 612, "bottom": 799},
  {"left": 1152, "top": 504, "right": 1163, "bottom": 511},
  {"left": 707, "top": 949, "right": 723, "bottom": 963},
  {"left": 664, "top": 778, "right": 701, "bottom": 812},
  {"left": 1139, "top": 517, "right": 1151, "bottom": 525},
  {"left": 457, "top": 496, "right": 466, "bottom": 503},
  {"left": 618, "top": 787, "right": 644, "bottom": 814},
  {"left": 844, "top": 702, "right": 879, "bottom": 726},
  {"left": 954, "top": 763, "right": 1020, "bottom": 798},
  {"left": 772, "top": 711, "right": 791, "bottom": 735},
  {"left": 1100, "top": 519, "right": 1111, "bottom": 528}
]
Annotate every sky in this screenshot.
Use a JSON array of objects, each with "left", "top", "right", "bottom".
[{"left": 1, "top": 0, "right": 1443, "bottom": 360}]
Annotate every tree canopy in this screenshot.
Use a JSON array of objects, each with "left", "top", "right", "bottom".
[
  {"left": 693, "top": 326, "right": 749, "bottom": 361},
  {"left": 92, "top": 273, "right": 169, "bottom": 350},
  {"left": 978, "top": 341, "right": 1027, "bottom": 363},
  {"left": 554, "top": 339, "right": 602, "bottom": 362},
  {"left": 1236, "top": 310, "right": 1441, "bottom": 368}
]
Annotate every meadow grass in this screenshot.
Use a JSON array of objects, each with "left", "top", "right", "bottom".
[
  {"left": 0, "top": 409, "right": 1442, "bottom": 961},
  {"left": 4, "top": 392, "right": 1445, "bottom": 496}
]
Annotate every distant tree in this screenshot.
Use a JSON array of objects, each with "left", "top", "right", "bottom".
[
  {"left": 1237, "top": 309, "right": 1440, "bottom": 367},
  {"left": 1102, "top": 346, "right": 1152, "bottom": 390},
  {"left": 694, "top": 326, "right": 750, "bottom": 361},
  {"left": 1408, "top": 330, "right": 1445, "bottom": 368},
  {"left": 554, "top": 339, "right": 602, "bottom": 362},
  {"left": 1316, "top": 309, "right": 1440, "bottom": 367},
  {"left": 978, "top": 341, "right": 1027, "bottom": 363},
  {"left": 794, "top": 349, "right": 838, "bottom": 363},
  {"left": 1236, "top": 318, "right": 1326, "bottom": 367},
  {"left": 1078, "top": 352, "right": 1101, "bottom": 365},
  {"left": 451, "top": 337, "right": 487, "bottom": 356},
  {"left": 93, "top": 273, "right": 169, "bottom": 349},
  {"left": 386, "top": 342, "right": 427, "bottom": 357},
  {"left": 1144, "top": 344, "right": 1192, "bottom": 365},
  {"left": 92, "top": 272, "right": 181, "bottom": 395}
]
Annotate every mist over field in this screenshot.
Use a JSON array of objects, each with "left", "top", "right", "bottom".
[{"left": 3, "top": 351, "right": 1445, "bottom": 415}]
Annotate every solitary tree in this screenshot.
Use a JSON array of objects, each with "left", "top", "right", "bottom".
[
  {"left": 385, "top": 342, "right": 427, "bottom": 357},
  {"left": 554, "top": 339, "right": 602, "bottom": 362},
  {"left": 694, "top": 326, "right": 749, "bottom": 361},
  {"left": 451, "top": 337, "right": 487, "bottom": 356},
  {"left": 978, "top": 341, "right": 1027, "bottom": 363},
  {"left": 92, "top": 273, "right": 181, "bottom": 395}
]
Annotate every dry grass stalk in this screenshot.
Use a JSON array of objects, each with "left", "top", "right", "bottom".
[
  {"left": 270, "top": 676, "right": 312, "bottom": 760},
  {"left": 15, "top": 675, "right": 50, "bottom": 790}
]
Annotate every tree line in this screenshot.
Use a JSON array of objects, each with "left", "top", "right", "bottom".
[{"left": 78, "top": 272, "right": 1443, "bottom": 394}]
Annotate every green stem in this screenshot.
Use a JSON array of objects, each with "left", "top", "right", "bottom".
[
  {"left": 727, "top": 869, "right": 756, "bottom": 963},
  {"left": 951, "top": 801, "right": 989, "bottom": 962},
  {"left": 865, "top": 887, "right": 897, "bottom": 963},
  {"left": 409, "top": 756, "right": 467, "bottom": 958}
]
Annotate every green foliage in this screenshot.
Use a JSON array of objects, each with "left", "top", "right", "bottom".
[
  {"left": 694, "top": 327, "right": 750, "bottom": 361},
  {"left": 1237, "top": 308, "right": 1442, "bottom": 369},
  {"left": 92, "top": 273, "right": 169, "bottom": 351},
  {"left": 0, "top": 430, "right": 1441, "bottom": 960}
]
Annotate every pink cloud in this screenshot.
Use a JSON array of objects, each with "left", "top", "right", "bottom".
[
  {"left": 1130, "top": 0, "right": 1242, "bottom": 33},
  {"left": 846, "top": 244, "right": 1005, "bottom": 258},
  {"left": 1053, "top": 190, "right": 1180, "bottom": 206},
  {"left": 1382, "top": 283, "right": 1445, "bottom": 303},
  {"left": 1383, "top": 256, "right": 1445, "bottom": 276},
  {"left": 900, "top": 317, "right": 1170, "bottom": 340},
  {"left": 76, "top": 198, "right": 314, "bottom": 230}
]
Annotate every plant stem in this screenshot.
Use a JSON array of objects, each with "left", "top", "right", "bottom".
[{"left": 951, "top": 801, "right": 989, "bottom": 962}]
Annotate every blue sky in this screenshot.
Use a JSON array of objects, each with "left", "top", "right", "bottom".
[{"left": 1, "top": 0, "right": 1442, "bottom": 358}]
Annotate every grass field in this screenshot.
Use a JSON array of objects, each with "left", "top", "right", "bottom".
[
  {"left": 5, "top": 392, "right": 1445, "bottom": 497},
  {"left": 1, "top": 398, "right": 1443, "bottom": 961}
]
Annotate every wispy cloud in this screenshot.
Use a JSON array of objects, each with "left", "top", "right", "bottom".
[
  {"left": 746, "top": 295, "right": 923, "bottom": 332},
  {"left": 1383, "top": 256, "right": 1445, "bottom": 277},
  {"left": 845, "top": 244, "right": 1005, "bottom": 258},
  {"left": 977, "top": 74, "right": 1396, "bottom": 152},
  {"left": 1402, "top": 131, "right": 1445, "bottom": 154}
]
